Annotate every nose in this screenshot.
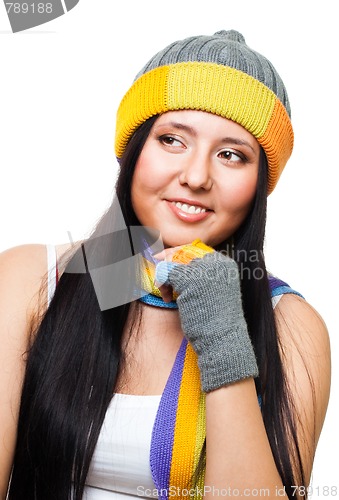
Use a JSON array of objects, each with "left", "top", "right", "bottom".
[{"left": 178, "top": 152, "right": 213, "bottom": 191}]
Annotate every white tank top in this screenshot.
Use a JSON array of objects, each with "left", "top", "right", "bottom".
[{"left": 83, "top": 394, "right": 161, "bottom": 499}]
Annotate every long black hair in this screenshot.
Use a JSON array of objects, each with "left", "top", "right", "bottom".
[{"left": 8, "top": 115, "right": 305, "bottom": 499}]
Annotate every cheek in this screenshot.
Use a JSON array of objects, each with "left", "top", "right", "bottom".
[
  {"left": 220, "top": 172, "right": 258, "bottom": 214},
  {"left": 132, "top": 153, "right": 166, "bottom": 195},
  {"left": 131, "top": 153, "right": 166, "bottom": 222}
]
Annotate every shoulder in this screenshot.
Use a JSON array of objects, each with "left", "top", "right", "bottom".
[
  {"left": 274, "top": 293, "right": 331, "bottom": 400},
  {"left": 0, "top": 243, "right": 74, "bottom": 316},
  {"left": 274, "top": 293, "right": 330, "bottom": 355},
  {"left": 0, "top": 244, "right": 48, "bottom": 314}
]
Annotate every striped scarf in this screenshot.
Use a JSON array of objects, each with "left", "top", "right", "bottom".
[{"left": 137, "top": 241, "right": 302, "bottom": 500}]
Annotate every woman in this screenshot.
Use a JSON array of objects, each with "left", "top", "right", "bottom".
[{"left": 0, "top": 30, "right": 330, "bottom": 499}]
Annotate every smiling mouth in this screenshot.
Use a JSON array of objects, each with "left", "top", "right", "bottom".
[{"left": 171, "top": 201, "right": 211, "bottom": 214}]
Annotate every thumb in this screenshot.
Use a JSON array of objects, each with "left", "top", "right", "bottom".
[{"left": 155, "top": 261, "right": 178, "bottom": 287}]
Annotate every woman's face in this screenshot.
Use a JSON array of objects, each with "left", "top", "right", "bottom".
[{"left": 131, "top": 110, "right": 260, "bottom": 248}]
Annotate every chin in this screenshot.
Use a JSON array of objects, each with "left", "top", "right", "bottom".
[{"left": 161, "top": 233, "right": 212, "bottom": 249}]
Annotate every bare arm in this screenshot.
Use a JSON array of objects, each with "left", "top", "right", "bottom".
[
  {"left": 204, "top": 295, "right": 330, "bottom": 499},
  {"left": 0, "top": 245, "right": 48, "bottom": 499},
  {"left": 204, "top": 379, "right": 286, "bottom": 498},
  {"left": 275, "top": 295, "right": 331, "bottom": 483}
]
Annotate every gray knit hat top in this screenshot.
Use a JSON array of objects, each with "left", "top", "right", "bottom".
[
  {"left": 135, "top": 30, "right": 291, "bottom": 117},
  {"left": 116, "top": 30, "right": 293, "bottom": 193}
]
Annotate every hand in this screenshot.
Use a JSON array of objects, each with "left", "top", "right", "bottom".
[
  {"left": 155, "top": 249, "right": 259, "bottom": 392},
  {"left": 153, "top": 239, "right": 215, "bottom": 302},
  {"left": 153, "top": 245, "right": 184, "bottom": 302}
]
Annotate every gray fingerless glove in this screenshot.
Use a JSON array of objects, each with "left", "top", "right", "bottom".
[{"left": 156, "top": 252, "right": 258, "bottom": 392}]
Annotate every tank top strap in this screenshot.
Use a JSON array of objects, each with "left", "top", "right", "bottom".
[{"left": 46, "top": 244, "right": 58, "bottom": 306}]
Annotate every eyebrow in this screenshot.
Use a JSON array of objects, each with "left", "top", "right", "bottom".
[
  {"left": 156, "top": 121, "right": 197, "bottom": 136},
  {"left": 155, "top": 121, "right": 256, "bottom": 154},
  {"left": 220, "top": 137, "right": 256, "bottom": 154}
]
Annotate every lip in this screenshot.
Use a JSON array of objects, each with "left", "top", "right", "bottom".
[
  {"left": 166, "top": 197, "right": 211, "bottom": 210},
  {"left": 166, "top": 200, "right": 213, "bottom": 223}
]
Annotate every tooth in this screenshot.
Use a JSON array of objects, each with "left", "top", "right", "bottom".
[
  {"left": 188, "top": 205, "right": 196, "bottom": 214},
  {"left": 182, "top": 204, "right": 189, "bottom": 212},
  {"left": 176, "top": 202, "right": 182, "bottom": 209},
  {"left": 195, "top": 207, "right": 202, "bottom": 214},
  {"left": 201, "top": 208, "right": 206, "bottom": 213}
]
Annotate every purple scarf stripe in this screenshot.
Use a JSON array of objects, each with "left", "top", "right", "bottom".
[
  {"left": 268, "top": 275, "right": 288, "bottom": 290},
  {"left": 268, "top": 275, "right": 304, "bottom": 299},
  {"left": 150, "top": 338, "right": 188, "bottom": 498}
]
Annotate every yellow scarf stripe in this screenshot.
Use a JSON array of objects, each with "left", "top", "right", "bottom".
[
  {"left": 192, "top": 392, "right": 206, "bottom": 498},
  {"left": 172, "top": 239, "right": 214, "bottom": 265},
  {"left": 138, "top": 239, "right": 214, "bottom": 300},
  {"left": 169, "top": 343, "right": 203, "bottom": 498},
  {"left": 139, "top": 257, "right": 163, "bottom": 298},
  {"left": 115, "top": 62, "right": 293, "bottom": 194}
]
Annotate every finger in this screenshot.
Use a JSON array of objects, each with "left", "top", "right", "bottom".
[
  {"left": 153, "top": 245, "right": 186, "bottom": 261},
  {"left": 157, "top": 283, "right": 174, "bottom": 303},
  {"left": 155, "top": 261, "right": 177, "bottom": 288}
]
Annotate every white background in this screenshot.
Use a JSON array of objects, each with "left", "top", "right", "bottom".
[{"left": 0, "top": 0, "right": 337, "bottom": 493}]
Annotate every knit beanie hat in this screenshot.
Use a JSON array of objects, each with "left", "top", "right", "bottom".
[{"left": 115, "top": 30, "right": 293, "bottom": 194}]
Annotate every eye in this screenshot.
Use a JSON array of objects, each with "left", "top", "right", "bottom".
[
  {"left": 158, "top": 135, "right": 184, "bottom": 148},
  {"left": 218, "top": 149, "right": 246, "bottom": 163}
]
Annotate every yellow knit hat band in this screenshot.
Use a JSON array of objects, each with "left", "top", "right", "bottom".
[{"left": 115, "top": 61, "right": 293, "bottom": 194}]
